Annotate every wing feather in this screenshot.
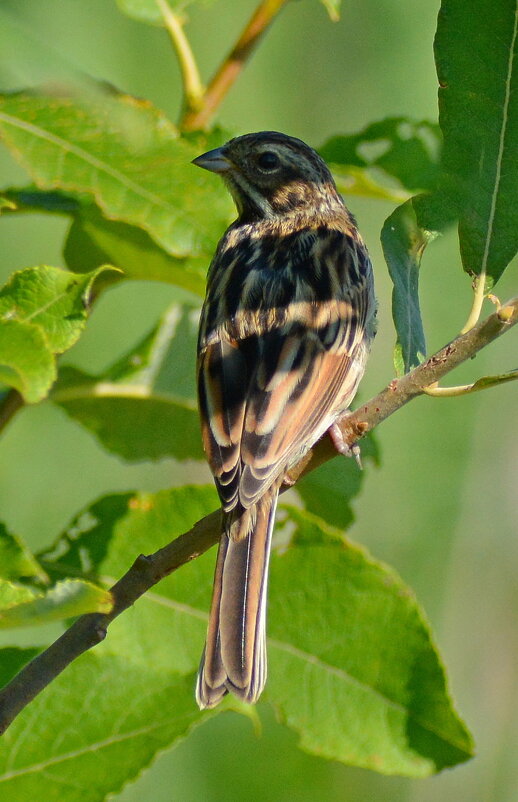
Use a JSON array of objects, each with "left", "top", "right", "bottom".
[{"left": 197, "top": 221, "right": 375, "bottom": 513}]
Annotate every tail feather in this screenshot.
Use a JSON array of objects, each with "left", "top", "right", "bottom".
[{"left": 196, "top": 487, "right": 278, "bottom": 709}]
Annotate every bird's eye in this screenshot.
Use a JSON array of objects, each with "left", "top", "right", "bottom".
[{"left": 256, "top": 151, "right": 280, "bottom": 171}]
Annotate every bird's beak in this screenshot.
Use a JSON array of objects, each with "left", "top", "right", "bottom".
[{"left": 192, "top": 147, "right": 233, "bottom": 174}]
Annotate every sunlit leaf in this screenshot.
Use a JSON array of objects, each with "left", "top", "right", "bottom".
[
  {"left": 0, "top": 522, "right": 47, "bottom": 583},
  {"left": 0, "top": 89, "right": 233, "bottom": 259},
  {"left": 320, "top": 0, "right": 341, "bottom": 21},
  {"left": 0, "top": 264, "right": 117, "bottom": 354},
  {"left": 0, "top": 579, "right": 112, "bottom": 628},
  {"left": 0, "top": 319, "right": 56, "bottom": 403},
  {"left": 0, "top": 265, "right": 116, "bottom": 402},
  {"left": 268, "top": 507, "right": 473, "bottom": 775},
  {"left": 39, "top": 487, "right": 471, "bottom": 775},
  {"left": 0, "top": 195, "right": 16, "bottom": 213},
  {"left": 0, "top": 654, "right": 205, "bottom": 800}
]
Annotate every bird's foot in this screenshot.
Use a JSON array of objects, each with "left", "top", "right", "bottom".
[{"left": 328, "top": 422, "right": 362, "bottom": 469}]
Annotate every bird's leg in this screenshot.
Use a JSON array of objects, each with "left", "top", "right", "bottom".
[{"left": 328, "top": 422, "right": 362, "bottom": 469}]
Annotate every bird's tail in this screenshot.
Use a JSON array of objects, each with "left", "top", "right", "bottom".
[{"left": 196, "top": 486, "right": 279, "bottom": 709}]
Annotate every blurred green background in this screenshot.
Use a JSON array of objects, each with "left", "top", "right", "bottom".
[{"left": 0, "top": 0, "right": 516, "bottom": 800}]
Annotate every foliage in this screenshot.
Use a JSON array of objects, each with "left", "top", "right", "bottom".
[{"left": 0, "top": 0, "right": 516, "bottom": 799}]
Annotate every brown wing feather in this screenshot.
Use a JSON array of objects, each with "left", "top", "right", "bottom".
[
  {"left": 239, "top": 329, "right": 366, "bottom": 507},
  {"left": 198, "top": 221, "right": 375, "bottom": 513}
]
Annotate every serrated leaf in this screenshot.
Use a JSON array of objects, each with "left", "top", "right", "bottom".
[
  {"left": 381, "top": 200, "right": 433, "bottom": 374},
  {"left": 0, "top": 581, "right": 35, "bottom": 609},
  {"left": 39, "top": 486, "right": 471, "bottom": 775},
  {"left": 432, "top": 0, "right": 518, "bottom": 285},
  {"left": 0, "top": 654, "right": 205, "bottom": 800},
  {"left": 0, "top": 264, "right": 116, "bottom": 354},
  {"left": 0, "top": 89, "right": 233, "bottom": 258},
  {"left": 64, "top": 204, "right": 207, "bottom": 295},
  {"left": 52, "top": 303, "right": 204, "bottom": 462},
  {"left": 0, "top": 522, "right": 47, "bottom": 582},
  {"left": 268, "top": 507, "right": 473, "bottom": 775},
  {"left": 0, "top": 319, "right": 56, "bottom": 402},
  {"left": 0, "top": 265, "right": 115, "bottom": 402},
  {"left": 0, "top": 579, "right": 112, "bottom": 628},
  {"left": 320, "top": 118, "right": 442, "bottom": 193}
]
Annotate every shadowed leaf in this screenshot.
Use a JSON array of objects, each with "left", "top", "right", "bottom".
[
  {"left": 321, "top": 118, "right": 442, "bottom": 194},
  {"left": 425, "top": 0, "right": 518, "bottom": 285},
  {"left": 381, "top": 200, "right": 434, "bottom": 374},
  {"left": 52, "top": 303, "right": 203, "bottom": 462}
]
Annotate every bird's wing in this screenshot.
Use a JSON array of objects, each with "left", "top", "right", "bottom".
[{"left": 198, "top": 225, "right": 374, "bottom": 511}]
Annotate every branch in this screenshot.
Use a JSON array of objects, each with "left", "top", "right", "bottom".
[
  {"left": 157, "top": 0, "right": 205, "bottom": 115},
  {"left": 0, "top": 296, "right": 516, "bottom": 734},
  {"left": 180, "top": 0, "right": 290, "bottom": 132}
]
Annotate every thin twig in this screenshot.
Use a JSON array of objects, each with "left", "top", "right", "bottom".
[
  {"left": 180, "top": 0, "right": 290, "bottom": 132},
  {"left": 461, "top": 271, "right": 487, "bottom": 333},
  {"left": 157, "top": 0, "right": 205, "bottom": 114},
  {"left": 0, "top": 296, "right": 516, "bottom": 735}
]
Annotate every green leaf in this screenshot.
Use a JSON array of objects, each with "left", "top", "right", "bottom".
[
  {"left": 2, "top": 187, "right": 81, "bottom": 215},
  {"left": 297, "top": 433, "right": 379, "bottom": 529},
  {"left": 320, "top": 0, "right": 341, "bottom": 21},
  {"left": 381, "top": 200, "right": 434, "bottom": 374},
  {"left": 0, "top": 653, "right": 205, "bottom": 800},
  {"left": 268, "top": 507, "right": 473, "bottom": 775},
  {"left": 0, "top": 264, "right": 116, "bottom": 354},
  {"left": 0, "top": 522, "right": 47, "bottom": 582},
  {"left": 114, "top": 0, "right": 167, "bottom": 26},
  {"left": 0, "top": 319, "right": 56, "bottom": 402},
  {"left": 0, "top": 647, "right": 41, "bottom": 687},
  {"left": 468, "top": 369, "right": 518, "bottom": 392},
  {"left": 0, "top": 579, "right": 113, "bottom": 628},
  {"left": 0, "top": 265, "right": 115, "bottom": 402},
  {"left": 0, "top": 195, "right": 16, "bottom": 213},
  {"left": 114, "top": 0, "right": 217, "bottom": 26},
  {"left": 39, "top": 487, "right": 471, "bottom": 776},
  {"left": 432, "top": 0, "right": 518, "bottom": 285},
  {"left": 0, "top": 88, "right": 233, "bottom": 258},
  {"left": 320, "top": 118, "right": 442, "bottom": 194},
  {"left": 64, "top": 204, "right": 207, "bottom": 295},
  {"left": 52, "top": 303, "right": 204, "bottom": 462}
]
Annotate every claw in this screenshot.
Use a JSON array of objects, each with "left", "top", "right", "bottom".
[{"left": 328, "top": 423, "right": 363, "bottom": 469}]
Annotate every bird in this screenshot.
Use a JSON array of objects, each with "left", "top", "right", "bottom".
[{"left": 192, "top": 131, "right": 377, "bottom": 709}]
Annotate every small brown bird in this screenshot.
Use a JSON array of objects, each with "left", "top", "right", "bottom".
[{"left": 193, "top": 131, "right": 376, "bottom": 709}]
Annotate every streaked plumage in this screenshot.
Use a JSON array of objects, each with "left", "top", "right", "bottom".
[{"left": 193, "top": 131, "right": 376, "bottom": 709}]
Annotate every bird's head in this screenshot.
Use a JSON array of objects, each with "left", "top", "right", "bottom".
[{"left": 192, "top": 131, "right": 343, "bottom": 222}]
